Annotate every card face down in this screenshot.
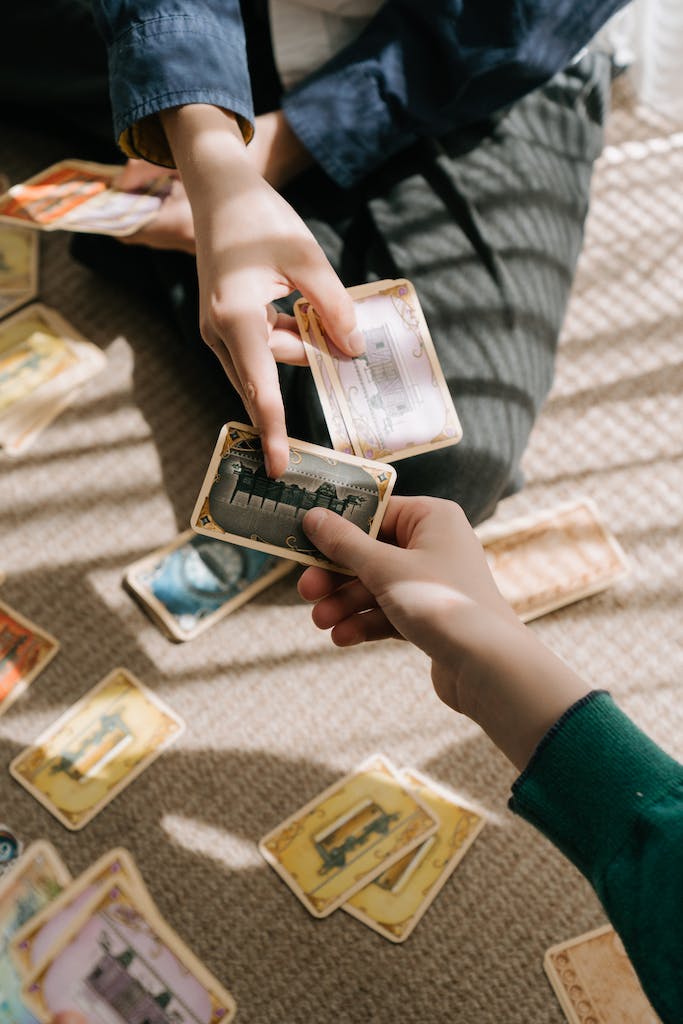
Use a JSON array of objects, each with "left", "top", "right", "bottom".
[
  {"left": 295, "top": 279, "right": 462, "bottom": 462},
  {"left": 476, "top": 498, "right": 629, "bottom": 622},
  {"left": 21, "top": 877, "right": 237, "bottom": 1024},
  {"left": 125, "top": 529, "right": 295, "bottom": 642},
  {"left": 191, "top": 422, "right": 396, "bottom": 574},
  {"left": 9, "top": 668, "right": 184, "bottom": 831},
  {"left": 544, "top": 924, "right": 660, "bottom": 1023},
  {"left": 259, "top": 754, "right": 438, "bottom": 918},
  {"left": 343, "top": 769, "right": 485, "bottom": 942},
  {"left": 0, "top": 600, "right": 59, "bottom": 718},
  {"left": 0, "top": 160, "right": 169, "bottom": 237}
]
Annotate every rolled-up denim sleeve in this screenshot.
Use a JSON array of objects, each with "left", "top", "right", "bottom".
[
  {"left": 282, "top": 0, "right": 629, "bottom": 189},
  {"left": 92, "top": 1, "right": 254, "bottom": 166}
]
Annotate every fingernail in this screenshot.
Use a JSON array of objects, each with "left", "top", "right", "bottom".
[
  {"left": 346, "top": 329, "right": 365, "bottom": 357},
  {"left": 304, "top": 507, "right": 327, "bottom": 537}
]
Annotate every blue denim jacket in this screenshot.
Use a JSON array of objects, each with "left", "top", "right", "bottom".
[{"left": 93, "top": 0, "right": 628, "bottom": 189}]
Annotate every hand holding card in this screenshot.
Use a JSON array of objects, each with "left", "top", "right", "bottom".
[{"left": 191, "top": 422, "right": 396, "bottom": 574}]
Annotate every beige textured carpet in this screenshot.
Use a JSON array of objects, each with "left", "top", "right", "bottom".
[{"left": 1, "top": 76, "right": 682, "bottom": 1022}]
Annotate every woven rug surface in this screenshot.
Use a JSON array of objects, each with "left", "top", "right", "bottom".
[{"left": 1, "top": 76, "right": 681, "bottom": 1022}]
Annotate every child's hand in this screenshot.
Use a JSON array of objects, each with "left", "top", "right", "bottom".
[
  {"left": 299, "top": 497, "right": 591, "bottom": 770},
  {"left": 161, "top": 105, "right": 363, "bottom": 478}
]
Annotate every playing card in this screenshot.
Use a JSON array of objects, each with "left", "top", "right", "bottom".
[
  {"left": 21, "top": 877, "right": 237, "bottom": 1024},
  {"left": 544, "top": 924, "right": 660, "bottom": 1023},
  {"left": 9, "top": 668, "right": 185, "bottom": 831},
  {"left": 191, "top": 422, "right": 397, "bottom": 575},
  {"left": 0, "top": 160, "right": 170, "bottom": 237},
  {"left": 11, "top": 848, "right": 154, "bottom": 980},
  {"left": 0, "top": 600, "right": 59, "bottom": 718},
  {"left": 295, "top": 299, "right": 354, "bottom": 454},
  {"left": 0, "top": 303, "right": 106, "bottom": 454},
  {"left": 259, "top": 754, "right": 438, "bottom": 918},
  {"left": 0, "top": 825, "right": 23, "bottom": 883},
  {"left": 476, "top": 499, "right": 630, "bottom": 622},
  {"left": 0, "top": 840, "right": 71, "bottom": 1024},
  {"left": 343, "top": 768, "right": 485, "bottom": 942},
  {"left": 295, "top": 279, "right": 462, "bottom": 462},
  {"left": 0, "top": 227, "right": 38, "bottom": 324},
  {"left": 124, "top": 529, "right": 295, "bottom": 642}
]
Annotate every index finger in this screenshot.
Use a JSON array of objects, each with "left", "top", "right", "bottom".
[
  {"left": 293, "top": 246, "right": 365, "bottom": 358},
  {"left": 222, "top": 311, "right": 290, "bottom": 478}
]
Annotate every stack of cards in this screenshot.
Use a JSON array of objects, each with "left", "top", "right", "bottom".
[
  {"left": 124, "top": 529, "right": 295, "bottom": 642},
  {"left": 476, "top": 498, "right": 629, "bottom": 622},
  {"left": 295, "top": 278, "right": 462, "bottom": 462},
  {"left": 9, "top": 668, "right": 184, "bottom": 831},
  {"left": 0, "top": 225, "right": 38, "bottom": 320},
  {"left": 191, "top": 422, "right": 397, "bottom": 575},
  {"left": 0, "top": 599, "right": 59, "bottom": 718},
  {"left": 0, "top": 160, "right": 170, "bottom": 238},
  {"left": 259, "top": 755, "right": 484, "bottom": 942},
  {"left": 0, "top": 303, "right": 106, "bottom": 455},
  {"left": 2, "top": 843, "right": 237, "bottom": 1023},
  {"left": 545, "top": 924, "right": 660, "bottom": 1023}
]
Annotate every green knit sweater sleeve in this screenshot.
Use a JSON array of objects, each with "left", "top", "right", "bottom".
[{"left": 508, "top": 690, "right": 683, "bottom": 1023}]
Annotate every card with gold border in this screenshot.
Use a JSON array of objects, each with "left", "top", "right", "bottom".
[
  {"left": 544, "top": 923, "right": 660, "bottom": 1023},
  {"left": 21, "top": 876, "right": 237, "bottom": 1024},
  {"left": 476, "top": 498, "right": 629, "bottom": 622},
  {"left": 0, "top": 598, "right": 59, "bottom": 718},
  {"left": 124, "top": 528, "right": 295, "bottom": 642},
  {"left": 259, "top": 754, "right": 439, "bottom": 919},
  {"left": 191, "top": 422, "right": 396, "bottom": 575},
  {"left": 9, "top": 668, "right": 185, "bottom": 831},
  {"left": 0, "top": 225, "right": 38, "bottom": 320},
  {"left": 295, "top": 279, "right": 462, "bottom": 462},
  {"left": 343, "top": 768, "right": 485, "bottom": 942},
  {"left": 0, "top": 160, "right": 169, "bottom": 237},
  {"left": 10, "top": 847, "right": 154, "bottom": 979},
  {"left": 0, "top": 302, "right": 106, "bottom": 455}
]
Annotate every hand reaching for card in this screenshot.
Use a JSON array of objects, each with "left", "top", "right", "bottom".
[
  {"left": 159, "top": 104, "right": 363, "bottom": 478},
  {"left": 299, "top": 497, "right": 591, "bottom": 770}
]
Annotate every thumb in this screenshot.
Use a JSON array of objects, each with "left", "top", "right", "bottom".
[{"left": 303, "top": 508, "right": 378, "bottom": 575}]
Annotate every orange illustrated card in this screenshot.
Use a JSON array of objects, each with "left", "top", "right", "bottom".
[{"left": 0, "top": 600, "right": 59, "bottom": 717}]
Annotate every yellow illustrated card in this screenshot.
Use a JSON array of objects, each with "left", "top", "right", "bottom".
[
  {"left": 0, "top": 225, "right": 38, "bottom": 294},
  {"left": 0, "top": 311, "right": 77, "bottom": 415},
  {"left": 259, "top": 755, "right": 438, "bottom": 918},
  {"left": 22, "top": 877, "right": 236, "bottom": 1024},
  {"left": 10, "top": 668, "right": 184, "bottom": 831},
  {"left": 344, "top": 768, "right": 485, "bottom": 941}
]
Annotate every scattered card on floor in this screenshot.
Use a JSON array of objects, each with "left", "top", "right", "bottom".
[
  {"left": 0, "top": 599, "right": 59, "bottom": 718},
  {"left": 295, "top": 278, "right": 462, "bottom": 462},
  {"left": 21, "top": 876, "right": 237, "bottom": 1024},
  {"left": 0, "top": 824, "right": 23, "bottom": 881},
  {"left": 0, "top": 160, "right": 170, "bottom": 237},
  {"left": 0, "top": 303, "right": 106, "bottom": 455},
  {"left": 544, "top": 924, "right": 660, "bottom": 1023},
  {"left": 11, "top": 847, "right": 154, "bottom": 979},
  {"left": 259, "top": 754, "right": 438, "bottom": 918},
  {"left": 476, "top": 498, "right": 629, "bottom": 621},
  {"left": 9, "top": 668, "right": 184, "bottom": 831},
  {"left": 343, "top": 768, "right": 485, "bottom": 942},
  {"left": 0, "top": 840, "right": 71, "bottom": 1024},
  {"left": 0, "top": 225, "right": 38, "bottom": 320},
  {"left": 124, "top": 528, "right": 295, "bottom": 642},
  {"left": 191, "top": 422, "right": 397, "bottom": 574}
]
